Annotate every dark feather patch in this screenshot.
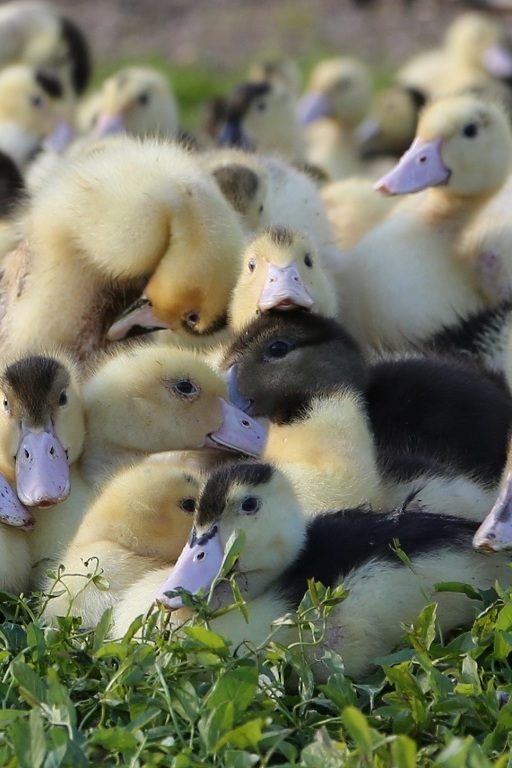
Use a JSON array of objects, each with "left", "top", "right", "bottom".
[
  {"left": 277, "top": 508, "right": 478, "bottom": 607},
  {"left": 212, "top": 165, "right": 259, "bottom": 214},
  {"left": 267, "top": 226, "right": 294, "bottom": 248},
  {"left": 2, "top": 357, "right": 68, "bottom": 425},
  {"left": 59, "top": 16, "right": 91, "bottom": 95},
  {"left": 197, "top": 463, "right": 273, "bottom": 527},
  {"left": 0, "top": 151, "right": 24, "bottom": 217},
  {"left": 35, "top": 70, "right": 63, "bottom": 99},
  {"left": 224, "top": 82, "right": 271, "bottom": 121}
]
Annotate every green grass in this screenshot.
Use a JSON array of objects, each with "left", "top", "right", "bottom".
[{"left": 1, "top": 575, "right": 512, "bottom": 766}]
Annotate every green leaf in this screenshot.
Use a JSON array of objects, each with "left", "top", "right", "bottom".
[
  {"left": 215, "top": 717, "right": 265, "bottom": 750},
  {"left": 184, "top": 625, "right": 229, "bottom": 651},
  {"left": 319, "top": 674, "right": 357, "bottom": 710},
  {"left": 92, "top": 608, "right": 113, "bottom": 653},
  {"left": 206, "top": 665, "right": 258, "bottom": 717},
  {"left": 391, "top": 734, "right": 417, "bottom": 768},
  {"left": 301, "top": 728, "right": 346, "bottom": 768},
  {"left": 11, "top": 660, "right": 47, "bottom": 707},
  {"left": 434, "top": 582, "right": 482, "bottom": 600},
  {"left": 496, "top": 600, "right": 512, "bottom": 631},
  {"left": 29, "top": 709, "right": 46, "bottom": 768},
  {"left": 199, "top": 701, "right": 234, "bottom": 752},
  {"left": 89, "top": 726, "right": 138, "bottom": 751},
  {"left": 341, "top": 706, "right": 374, "bottom": 756}
]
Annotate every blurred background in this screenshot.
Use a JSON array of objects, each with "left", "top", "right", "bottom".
[{"left": 28, "top": 0, "right": 511, "bottom": 124}]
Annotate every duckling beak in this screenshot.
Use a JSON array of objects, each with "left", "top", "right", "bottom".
[
  {"left": 226, "top": 365, "right": 253, "bottom": 414},
  {"left": 16, "top": 423, "right": 70, "bottom": 507},
  {"left": 90, "top": 112, "right": 126, "bottom": 140},
  {"left": 374, "top": 137, "right": 450, "bottom": 196},
  {"left": 106, "top": 294, "right": 173, "bottom": 341},
  {"left": 206, "top": 399, "right": 267, "bottom": 457},
  {"left": 217, "top": 119, "right": 253, "bottom": 150},
  {"left": 155, "top": 525, "right": 225, "bottom": 610},
  {"left": 258, "top": 262, "right": 314, "bottom": 312},
  {"left": 483, "top": 43, "right": 512, "bottom": 78},
  {"left": 473, "top": 470, "right": 512, "bottom": 552},
  {"left": 0, "top": 474, "right": 34, "bottom": 530},
  {"left": 296, "top": 91, "right": 331, "bottom": 125},
  {"left": 45, "top": 119, "right": 75, "bottom": 153}
]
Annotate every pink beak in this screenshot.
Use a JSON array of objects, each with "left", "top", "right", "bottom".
[
  {"left": 45, "top": 119, "right": 75, "bottom": 153},
  {"left": 206, "top": 399, "right": 267, "bottom": 457},
  {"left": 16, "top": 423, "right": 70, "bottom": 507},
  {"left": 155, "top": 525, "right": 225, "bottom": 610},
  {"left": 90, "top": 113, "right": 126, "bottom": 140},
  {"left": 483, "top": 43, "right": 512, "bottom": 79},
  {"left": 107, "top": 295, "right": 172, "bottom": 341},
  {"left": 258, "top": 262, "right": 314, "bottom": 312},
  {"left": 473, "top": 470, "right": 512, "bottom": 552},
  {"left": 296, "top": 91, "right": 331, "bottom": 125},
  {"left": 374, "top": 137, "right": 451, "bottom": 196},
  {"left": 0, "top": 474, "right": 34, "bottom": 530}
]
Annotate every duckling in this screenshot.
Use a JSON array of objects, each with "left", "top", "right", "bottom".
[
  {"left": 217, "top": 79, "right": 305, "bottom": 162},
  {"left": 338, "top": 94, "right": 511, "bottom": 350},
  {"left": 357, "top": 85, "right": 427, "bottom": 161},
  {"left": 43, "top": 461, "right": 199, "bottom": 626},
  {"left": 398, "top": 13, "right": 512, "bottom": 99},
  {"left": 0, "top": 65, "right": 71, "bottom": 167},
  {"left": 248, "top": 57, "right": 301, "bottom": 98},
  {"left": 0, "top": 137, "right": 245, "bottom": 357},
  {"left": 321, "top": 177, "right": 397, "bottom": 249},
  {"left": 229, "top": 227, "right": 338, "bottom": 332},
  {"left": 0, "top": 150, "right": 25, "bottom": 258},
  {"left": 224, "top": 311, "right": 509, "bottom": 516},
  {"left": 87, "top": 67, "right": 179, "bottom": 141},
  {"left": 151, "top": 463, "right": 512, "bottom": 680},
  {"left": 202, "top": 148, "right": 341, "bottom": 269},
  {"left": 0, "top": 1, "right": 91, "bottom": 98},
  {"left": 297, "top": 57, "right": 373, "bottom": 179}
]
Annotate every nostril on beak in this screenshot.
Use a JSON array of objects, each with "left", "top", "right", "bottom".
[
  {"left": 419, "top": 156, "right": 427, "bottom": 163},
  {"left": 49, "top": 446, "right": 55, "bottom": 456},
  {"left": 24, "top": 448, "right": 30, "bottom": 460}
]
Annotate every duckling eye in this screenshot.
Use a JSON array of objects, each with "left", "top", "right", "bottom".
[
  {"left": 264, "top": 339, "right": 293, "bottom": 360},
  {"left": 172, "top": 379, "right": 200, "bottom": 398},
  {"left": 30, "top": 94, "right": 44, "bottom": 108},
  {"left": 304, "top": 253, "right": 313, "bottom": 268},
  {"left": 2, "top": 397, "right": 9, "bottom": 415},
  {"left": 58, "top": 390, "right": 68, "bottom": 407},
  {"left": 248, "top": 258, "right": 256, "bottom": 272},
  {"left": 180, "top": 497, "right": 196, "bottom": 514},
  {"left": 239, "top": 496, "right": 260, "bottom": 515},
  {"left": 463, "top": 123, "right": 478, "bottom": 139},
  {"left": 184, "top": 312, "right": 199, "bottom": 329},
  {"left": 137, "top": 92, "right": 150, "bottom": 106},
  {"left": 256, "top": 102, "right": 267, "bottom": 112}
]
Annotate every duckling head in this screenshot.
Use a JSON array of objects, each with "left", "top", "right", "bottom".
[
  {"left": 90, "top": 67, "right": 179, "bottom": 140},
  {"left": 446, "top": 13, "right": 512, "bottom": 79},
  {"left": 0, "top": 352, "right": 84, "bottom": 507},
  {"left": 223, "top": 311, "right": 367, "bottom": 420},
  {"left": 155, "top": 462, "right": 306, "bottom": 609},
  {"left": 85, "top": 345, "right": 267, "bottom": 458},
  {"left": 358, "top": 85, "right": 426, "bottom": 160},
  {"left": 0, "top": 65, "right": 72, "bottom": 162},
  {"left": 217, "top": 80, "right": 296, "bottom": 153},
  {"left": 297, "top": 57, "right": 372, "bottom": 130},
  {"left": 229, "top": 226, "right": 338, "bottom": 331},
  {"left": 375, "top": 94, "right": 512, "bottom": 198}
]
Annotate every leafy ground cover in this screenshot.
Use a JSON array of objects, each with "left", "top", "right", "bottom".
[{"left": 1, "top": 567, "right": 512, "bottom": 766}]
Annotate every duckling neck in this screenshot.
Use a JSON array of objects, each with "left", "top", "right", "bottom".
[{"left": 423, "top": 187, "right": 495, "bottom": 229}]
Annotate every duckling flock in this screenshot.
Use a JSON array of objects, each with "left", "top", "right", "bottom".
[{"left": 4, "top": 1, "right": 512, "bottom": 680}]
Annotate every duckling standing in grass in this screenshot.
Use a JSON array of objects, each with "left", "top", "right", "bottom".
[
  {"left": 338, "top": 94, "right": 511, "bottom": 350},
  {"left": 148, "top": 462, "right": 512, "bottom": 681},
  {"left": 42, "top": 461, "right": 199, "bottom": 626}
]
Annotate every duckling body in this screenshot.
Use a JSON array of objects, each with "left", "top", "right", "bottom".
[{"left": 152, "top": 463, "right": 511, "bottom": 680}]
